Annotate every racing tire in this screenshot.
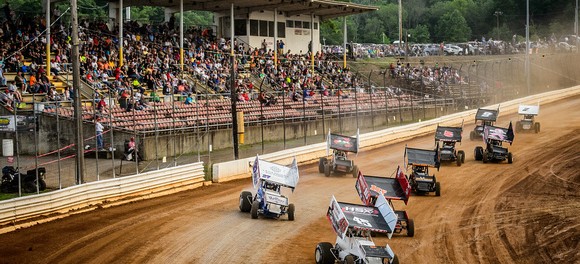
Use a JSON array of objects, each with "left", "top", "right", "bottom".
[
  {"left": 345, "top": 255, "right": 355, "bottom": 264},
  {"left": 474, "top": 147, "right": 483, "bottom": 161},
  {"left": 250, "top": 201, "right": 259, "bottom": 219},
  {"left": 407, "top": 219, "right": 415, "bottom": 237},
  {"left": 315, "top": 242, "right": 335, "bottom": 264},
  {"left": 352, "top": 165, "right": 359, "bottom": 178},
  {"left": 390, "top": 255, "right": 400, "bottom": 264},
  {"left": 507, "top": 152, "right": 513, "bottom": 164},
  {"left": 469, "top": 131, "right": 476, "bottom": 140},
  {"left": 239, "top": 191, "right": 252, "bottom": 212},
  {"left": 458, "top": 150, "right": 466, "bottom": 163},
  {"left": 435, "top": 182, "right": 441, "bottom": 197},
  {"left": 318, "top": 158, "right": 327, "bottom": 173},
  {"left": 324, "top": 163, "right": 331, "bottom": 177},
  {"left": 535, "top": 123, "right": 540, "bottom": 133},
  {"left": 482, "top": 150, "right": 488, "bottom": 163},
  {"left": 456, "top": 153, "right": 462, "bottom": 166},
  {"left": 287, "top": 203, "right": 295, "bottom": 221}
]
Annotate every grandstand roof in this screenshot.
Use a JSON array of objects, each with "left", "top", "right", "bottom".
[{"left": 114, "top": 0, "right": 378, "bottom": 20}]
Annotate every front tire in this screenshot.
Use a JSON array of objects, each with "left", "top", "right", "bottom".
[
  {"left": 345, "top": 255, "right": 355, "bottom": 264},
  {"left": 482, "top": 150, "right": 488, "bottom": 163},
  {"left": 239, "top": 191, "right": 252, "bottom": 212},
  {"left": 318, "top": 157, "right": 327, "bottom": 173},
  {"left": 391, "top": 255, "right": 400, "bottom": 264},
  {"left": 287, "top": 203, "right": 295, "bottom": 221},
  {"left": 324, "top": 163, "right": 331, "bottom": 177},
  {"left": 352, "top": 165, "right": 359, "bottom": 178},
  {"left": 435, "top": 182, "right": 441, "bottom": 196},
  {"left": 535, "top": 122, "right": 540, "bottom": 133},
  {"left": 458, "top": 150, "right": 466, "bottom": 163},
  {"left": 315, "top": 242, "right": 334, "bottom": 264},
  {"left": 456, "top": 152, "right": 462, "bottom": 166},
  {"left": 407, "top": 219, "right": 415, "bottom": 237},
  {"left": 250, "top": 201, "right": 259, "bottom": 219},
  {"left": 507, "top": 152, "right": 513, "bottom": 164},
  {"left": 474, "top": 146, "right": 483, "bottom": 161}
]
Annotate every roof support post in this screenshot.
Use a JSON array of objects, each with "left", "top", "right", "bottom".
[
  {"left": 45, "top": 0, "right": 51, "bottom": 77},
  {"left": 274, "top": 8, "right": 278, "bottom": 68},
  {"left": 311, "top": 13, "right": 314, "bottom": 77},
  {"left": 119, "top": 0, "right": 123, "bottom": 67},
  {"left": 180, "top": 0, "right": 184, "bottom": 71},
  {"left": 343, "top": 16, "right": 347, "bottom": 68},
  {"left": 230, "top": 3, "right": 239, "bottom": 160}
]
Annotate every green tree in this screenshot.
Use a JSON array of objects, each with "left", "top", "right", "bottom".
[
  {"left": 434, "top": 10, "right": 472, "bottom": 42},
  {"left": 409, "top": 24, "right": 431, "bottom": 43}
]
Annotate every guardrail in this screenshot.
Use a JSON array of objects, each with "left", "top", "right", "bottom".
[
  {"left": 213, "top": 86, "right": 580, "bottom": 182},
  {"left": 0, "top": 162, "right": 206, "bottom": 233}
]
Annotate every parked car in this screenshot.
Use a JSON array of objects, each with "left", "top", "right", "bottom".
[
  {"left": 423, "top": 44, "right": 442, "bottom": 56},
  {"left": 456, "top": 43, "right": 477, "bottom": 55},
  {"left": 557, "top": 42, "right": 577, "bottom": 52},
  {"left": 444, "top": 44, "right": 463, "bottom": 55}
]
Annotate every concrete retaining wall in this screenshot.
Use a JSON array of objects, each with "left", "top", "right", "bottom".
[{"left": 0, "top": 162, "right": 206, "bottom": 233}]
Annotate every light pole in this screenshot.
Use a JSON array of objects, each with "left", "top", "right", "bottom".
[
  {"left": 574, "top": 0, "right": 580, "bottom": 53},
  {"left": 494, "top": 10, "right": 503, "bottom": 41}
]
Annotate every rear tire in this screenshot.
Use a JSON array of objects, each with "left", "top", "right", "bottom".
[
  {"left": 535, "top": 123, "right": 540, "bottom": 133},
  {"left": 391, "top": 255, "right": 400, "bottom": 264},
  {"left": 250, "top": 201, "right": 259, "bottom": 219},
  {"left": 324, "top": 163, "right": 331, "bottom": 177},
  {"left": 469, "top": 131, "right": 475, "bottom": 140},
  {"left": 318, "top": 157, "right": 327, "bottom": 173},
  {"left": 239, "top": 191, "right": 252, "bottom": 212},
  {"left": 482, "top": 150, "right": 488, "bottom": 163},
  {"left": 407, "top": 219, "right": 415, "bottom": 237},
  {"left": 435, "top": 182, "right": 441, "bottom": 196},
  {"left": 352, "top": 165, "right": 359, "bottom": 178},
  {"left": 287, "top": 203, "right": 295, "bottom": 221},
  {"left": 315, "top": 242, "right": 334, "bottom": 264},
  {"left": 456, "top": 153, "right": 462, "bottom": 166},
  {"left": 458, "top": 150, "right": 465, "bottom": 163},
  {"left": 507, "top": 152, "right": 513, "bottom": 164}
]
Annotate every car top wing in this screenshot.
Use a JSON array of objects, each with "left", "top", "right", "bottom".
[
  {"left": 356, "top": 166, "right": 411, "bottom": 205},
  {"left": 483, "top": 123, "right": 514, "bottom": 144},
  {"left": 327, "top": 195, "right": 349, "bottom": 239},
  {"left": 252, "top": 155, "right": 299, "bottom": 190},
  {"left": 338, "top": 194, "right": 398, "bottom": 238},
  {"left": 475, "top": 108, "right": 499, "bottom": 122},
  {"left": 326, "top": 130, "right": 359, "bottom": 154},
  {"left": 435, "top": 125, "right": 463, "bottom": 142},
  {"left": 405, "top": 147, "right": 440, "bottom": 168},
  {"left": 518, "top": 105, "right": 539, "bottom": 115}
]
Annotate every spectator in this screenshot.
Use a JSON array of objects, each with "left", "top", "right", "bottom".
[
  {"left": 95, "top": 118, "right": 104, "bottom": 150},
  {"left": 124, "top": 137, "right": 139, "bottom": 161}
]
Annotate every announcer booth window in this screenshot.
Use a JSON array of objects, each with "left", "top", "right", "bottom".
[
  {"left": 250, "top": 20, "right": 259, "bottom": 36},
  {"left": 294, "top": 21, "right": 302, "bottom": 29},
  {"left": 235, "top": 19, "right": 247, "bottom": 36},
  {"left": 277, "top": 22, "right": 286, "bottom": 38},
  {"left": 259, "top": 20, "right": 268, "bottom": 36},
  {"left": 268, "top": 21, "right": 274, "bottom": 37},
  {"left": 303, "top": 21, "right": 310, "bottom": 29},
  {"left": 286, "top": 20, "right": 294, "bottom": 28}
]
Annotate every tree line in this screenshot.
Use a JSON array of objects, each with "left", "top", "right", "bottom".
[{"left": 5, "top": 0, "right": 578, "bottom": 44}]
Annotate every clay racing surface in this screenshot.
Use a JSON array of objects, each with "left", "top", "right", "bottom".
[{"left": 0, "top": 96, "right": 578, "bottom": 264}]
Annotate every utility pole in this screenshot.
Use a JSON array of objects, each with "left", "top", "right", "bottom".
[
  {"left": 494, "top": 10, "right": 503, "bottom": 41},
  {"left": 574, "top": 0, "right": 580, "bottom": 53},
  {"left": 398, "top": 0, "right": 402, "bottom": 50},
  {"left": 525, "top": 0, "right": 530, "bottom": 95},
  {"left": 71, "top": 0, "right": 85, "bottom": 184}
]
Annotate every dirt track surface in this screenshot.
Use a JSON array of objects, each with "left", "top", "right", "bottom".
[{"left": 0, "top": 96, "right": 578, "bottom": 264}]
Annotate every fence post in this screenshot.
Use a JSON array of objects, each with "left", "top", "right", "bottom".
[
  {"left": 368, "top": 71, "right": 374, "bottom": 131},
  {"left": 383, "top": 72, "right": 388, "bottom": 127},
  {"left": 321, "top": 89, "right": 326, "bottom": 140},
  {"left": 282, "top": 90, "right": 286, "bottom": 149}
]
